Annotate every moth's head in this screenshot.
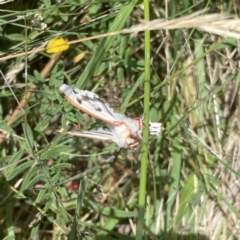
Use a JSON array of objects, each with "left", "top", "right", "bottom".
[
  {"left": 126, "top": 137, "right": 140, "bottom": 150},
  {"left": 131, "top": 118, "right": 143, "bottom": 138}
]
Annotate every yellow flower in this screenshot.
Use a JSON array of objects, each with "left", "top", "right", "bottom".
[{"left": 46, "top": 38, "right": 69, "bottom": 53}]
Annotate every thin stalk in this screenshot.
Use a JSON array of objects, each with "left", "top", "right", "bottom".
[{"left": 136, "top": 0, "right": 151, "bottom": 238}]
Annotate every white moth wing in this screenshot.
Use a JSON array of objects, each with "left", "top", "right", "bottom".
[
  {"left": 66, "top": 126, "right": 133, "bottom": 148},
  {"left": 66, "top": 128, "right": 115, "bottom": 142},
  {"left": 60, "top": 84, "right": 122, "bottom": 126}
]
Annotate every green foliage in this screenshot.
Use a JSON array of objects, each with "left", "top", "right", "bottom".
[{"left": 0, "top": 0, "right": 239, "bottom": 239}]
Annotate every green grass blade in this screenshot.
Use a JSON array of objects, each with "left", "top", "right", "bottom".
[
  {"left": 136, "top": 0, "right": 151, "bottom": 238},
  {"left": 76, "top": 0, "right": 138, "bottom": 88}
]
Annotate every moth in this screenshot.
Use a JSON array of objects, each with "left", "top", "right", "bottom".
[{"left": 60, "top": 84, "right": 162, "bottom": 149}]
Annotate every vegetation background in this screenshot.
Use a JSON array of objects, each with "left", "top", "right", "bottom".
[{"left": 0, "top": 0, "right": 240, "bottom": 239}]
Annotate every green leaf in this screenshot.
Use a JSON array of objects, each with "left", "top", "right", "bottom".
[
  {"left": 20, "top": 167, "right": 39, "bottom": 192},
  {"left": 49, "top": 163, "right": 74, "bottom": 171},
  {"left": 34, "top": 70, "right": 44, "bottom": 83},
  {"left": 1, "top": 149, "right": 24, "bottom": 177},
  {"left": 40, "top": 145, "right": 71, "bottom": 159},
  {"left": 6, "top": 160, "right": 35, "bottom": 181},
  {"left": 35, "top": 108, "right": 59, "bottom": 132},
  {"left": 3, "top": 236, "right": 15, "bottom": 240},
  {"left": 61, "top": 111, "right": 80, "bottom": 125},
  {"left": 22, "top": 173, "right": 46, "bottom": 191},
  {"left": 43, "top": 0, "right": 51, "bottom": 7},
  {"left": 166, "top": 114, "right": 182, "bottom": 228},
  {"left": 49, "top": 60, "right": 64, "bottom": 87},
  {"left": 69, "top": 176, "right": 88, "bottom": 239},
  {"left": 36, "top": 188, "right": 49, "bottom": 203},
  {"left": 30, "top": 223, "right": 40, "bottom": 239},
  {"left": 22, "top": 123, "right": 34, "bottom": 151},
  {"left": 61, "top": 115, "right": 68, "bottom": 131},
  {"left": 6, "top": 34, "right": 25, "bottom": 42},
  {"left": 216, "top": 37, "right": 237, "bottom": 49},
  {"left": 85, "top": 200, "right": 138, "bottom": 218},
  {"left": 89, "top": 4, "right": 100, "bottom": 15},
  {"left": 0, "top": 122, "right": 14, "bottom": 134},
  {"left": 175, "top": 173, "right": 195, "bottom": 227}
]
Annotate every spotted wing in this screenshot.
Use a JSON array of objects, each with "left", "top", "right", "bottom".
[{"left": 60, "top": 84, "right": 122, "bottom": 126}]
